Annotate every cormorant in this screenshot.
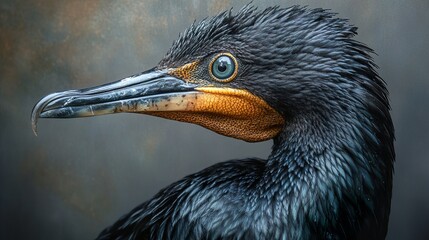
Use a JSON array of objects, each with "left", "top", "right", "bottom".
[{"left": 31, "top": 5, "right": 395, "bottom": 240}]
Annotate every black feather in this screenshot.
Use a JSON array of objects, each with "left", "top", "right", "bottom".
[{"left": 98, "top": 5, "right": 394, "bottom": 240}]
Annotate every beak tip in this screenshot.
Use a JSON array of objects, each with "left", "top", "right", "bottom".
[
  {"left": 31, "top": 92, "right": 59, "bottom": 136},
  {"left": 32, "top": 127, "right": 38, "bottom": 136},
  {"left": 31, "top": 111, "right": 39, "bottom": 136}
]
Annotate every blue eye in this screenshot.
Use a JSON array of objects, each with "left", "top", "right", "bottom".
[{"left": 210, "top": 53, "right": 238, "bottom": 82}]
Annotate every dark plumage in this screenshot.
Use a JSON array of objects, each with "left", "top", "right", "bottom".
[
  {"left": 96, "top": 6, "right": 394, "bottom": 240},
  {"left": 32, "top": 5, "right": 394, "bottom": 240}
]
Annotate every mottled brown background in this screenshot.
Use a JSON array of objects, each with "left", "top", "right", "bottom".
[{"left": 1, "top": 0, "right": 428, "bottom": 239}]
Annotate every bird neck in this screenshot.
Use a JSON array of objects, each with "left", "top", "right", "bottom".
[{"left": 261, "top": 110, "right": 385, "bottom": 234}]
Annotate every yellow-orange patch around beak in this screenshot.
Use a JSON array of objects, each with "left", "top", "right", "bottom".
[{"left": 148, "top": 87, "right": 284, "bottom": 142}]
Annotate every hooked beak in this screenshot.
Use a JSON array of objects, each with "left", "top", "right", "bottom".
[
  {"left": 31, "top": 69, "right": 199, "bottom": 135},
  {"left": 32, "top": 67, "right": 284, "bottom": 142}
]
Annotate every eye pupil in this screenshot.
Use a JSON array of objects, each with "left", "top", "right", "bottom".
[{"left": 217, "top": 62, "right": 227, "bottom": 72}]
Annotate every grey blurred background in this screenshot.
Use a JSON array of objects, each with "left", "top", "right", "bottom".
[{"left": 1, "top": 0, "right": 428, "bottom": 239}]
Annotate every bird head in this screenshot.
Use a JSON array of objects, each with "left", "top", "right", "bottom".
[{"left": 32, "top": 6, "right": 391, "bottom": 146}]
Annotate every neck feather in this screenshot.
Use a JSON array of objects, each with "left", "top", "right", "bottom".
[{"left": 259, "top": 107, "right": 392, "bottom": 237}]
